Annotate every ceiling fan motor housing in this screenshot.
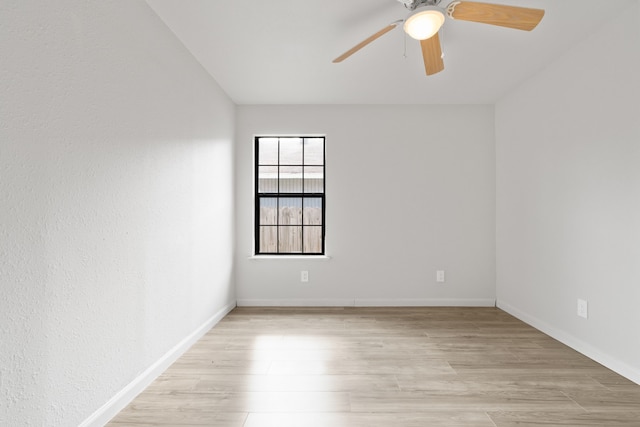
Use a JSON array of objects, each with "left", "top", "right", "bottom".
[{"left": 400, "top": 0, "right": 443, "bottom": 11}]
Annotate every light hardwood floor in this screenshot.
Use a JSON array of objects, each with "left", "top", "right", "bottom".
[{"left": 108, "top": 307, "right": 640, "bottom": 426}]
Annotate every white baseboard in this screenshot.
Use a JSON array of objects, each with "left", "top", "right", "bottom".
[
  {"left": 354, "top": 298, "right": 496, "bottom": 307},
  {"left": 237, "top": 298, "right": 496, "bottom": 307},
  {"left": 497, "top": 299, "right": 640, "bottom": 386},
  {"left": 237, "top": 298, "right": 355, "bottom": 307},
  {"left": 80, "top": 300, "right": 236, "bottom": 427}
]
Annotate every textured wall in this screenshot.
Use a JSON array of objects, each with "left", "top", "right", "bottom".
[
  {"left": 0, "top": 1, "right": 235, "bottom": 425},
  {"left": 235, "top": 105, "right": 496, "bottom": 306},
  {"left": 496, "top": 2, "right": 640, "bottom": 383}
]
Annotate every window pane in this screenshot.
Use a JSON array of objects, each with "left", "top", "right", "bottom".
[
  {"left": 303, "top": 226, "right": 323, "bottom": 253},
  {"left": 279, "top": 138, "right": 303, "bottom": 165},
  {"left": 258, "top": 138, "right": 278, "bottom": 165},
  {"left": 303, "top": 166, "right": 324, "bottom": 193},
  {"left": 259, "top": 226, "right": 278, "bottom": 253},
  {"left": 279, "top": 226, "right": 302, "bottom": 253},
  {"left": 259, "top": 198, "right": 277, "bottom": 225},
  {"left": 304, "top": 138, "right": 324, "bottom": 165},
  {"left": 303, "top": 198, "right": 323, "bottom": 225},
  {"left": 255, "top": 136, "right": 325, "bottom": 256},
  {"left": 258, "top": 166, "right": 278, "bottom": 193},
  {"left": 279, "top": 166, "right": 302, "bottom": 193},
  {"left": 279, "top": 198, "right": 302, "bottom": 225}
]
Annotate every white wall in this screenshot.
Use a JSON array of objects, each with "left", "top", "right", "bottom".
[
  {"left": 496, "top": 2, "right": 640, "bottom": 383},
  {"left": 0, "top": 1, "right": 236, "bottom": 425},
  {"left": 235, "top": 105, "right": 495, "bottom": 306}
]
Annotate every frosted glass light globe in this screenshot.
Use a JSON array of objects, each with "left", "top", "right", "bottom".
[{"left": 404, "top": 7, "right": 445, "bottom": 40}]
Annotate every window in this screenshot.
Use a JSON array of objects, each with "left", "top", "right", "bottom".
[{"left": 255, "top": 136, "right": 325, "bottom": 255}]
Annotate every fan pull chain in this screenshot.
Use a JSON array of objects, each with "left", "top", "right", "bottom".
[{"left": 403, "top": 32, "right": 408, "bottom": 59}]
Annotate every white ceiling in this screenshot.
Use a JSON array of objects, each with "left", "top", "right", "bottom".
[{"left": 146, "top": 0, "right": 635, "bottom": 105}]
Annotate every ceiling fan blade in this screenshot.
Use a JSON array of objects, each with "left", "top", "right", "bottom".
[
  {"left": 447, "top": 1, "right": 544, "bottom": 31},
  {"left": 420, "top": 32, "right": 444, "bottom": 76},
  {"left": 333, "top": 22, "right": 399, "bottom": 63}
]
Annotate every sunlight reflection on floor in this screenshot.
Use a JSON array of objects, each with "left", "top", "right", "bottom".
[
  {"left": 245, "top": 334, "right": 349, "bottom": 418},
  {"left": 250, "top": 334, "right": 333, "bottom": 377}
]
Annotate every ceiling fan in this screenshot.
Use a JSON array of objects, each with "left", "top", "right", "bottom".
[{"left": 333, "top": 0, "right": 545, "bottom": 76}]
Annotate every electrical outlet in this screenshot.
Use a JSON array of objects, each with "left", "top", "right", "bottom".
[
  {"left": 301, "top": 270, "right": 309, "bottom": 283},
  {"left": 577, "top": 299, "right": 588, "bottom": 319},
  {"left": 436, "top": 270, "right": 445, "bottom": 283}
]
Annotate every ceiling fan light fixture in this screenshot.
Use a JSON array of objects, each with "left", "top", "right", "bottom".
[{"left": 403, "top": 6, "right": 445, "bottom": 40}]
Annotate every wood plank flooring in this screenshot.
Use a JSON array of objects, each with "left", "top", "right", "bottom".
[{"left": 108, "top": 307, "right": 640, "bottom": 426}]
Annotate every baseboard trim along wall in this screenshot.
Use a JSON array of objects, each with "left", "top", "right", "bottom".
[
  {"left": 80, "top": 301, "right": 237, "bottom": 427},
  {"left": 236, "top": 298, "right": 496, "bottom": 307},
  {"left": 497, "top": 300, "right": 640, "bottom": 386}
]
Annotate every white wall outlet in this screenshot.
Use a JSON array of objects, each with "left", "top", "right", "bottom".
[
  {"left": 577, "top": 299, "right": 588, "bottom": 319},
  {"left": 436, "top": 270, "right": 445, "bottom": 283},
  {"left": 301, "top": 270, "right": 309, "bottom": 283}
]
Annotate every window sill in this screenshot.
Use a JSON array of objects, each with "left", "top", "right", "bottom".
[{"left": 248, "top": 255, "right": 331, "bottom": 260}]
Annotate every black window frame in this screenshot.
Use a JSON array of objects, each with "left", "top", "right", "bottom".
[{"left": 254, "top": 136, "right": 326, "bottom": 255}]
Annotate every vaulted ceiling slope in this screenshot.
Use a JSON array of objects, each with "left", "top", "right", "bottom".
[{"left": 146, "top": 0, "right": 636, "bottom": 105}]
